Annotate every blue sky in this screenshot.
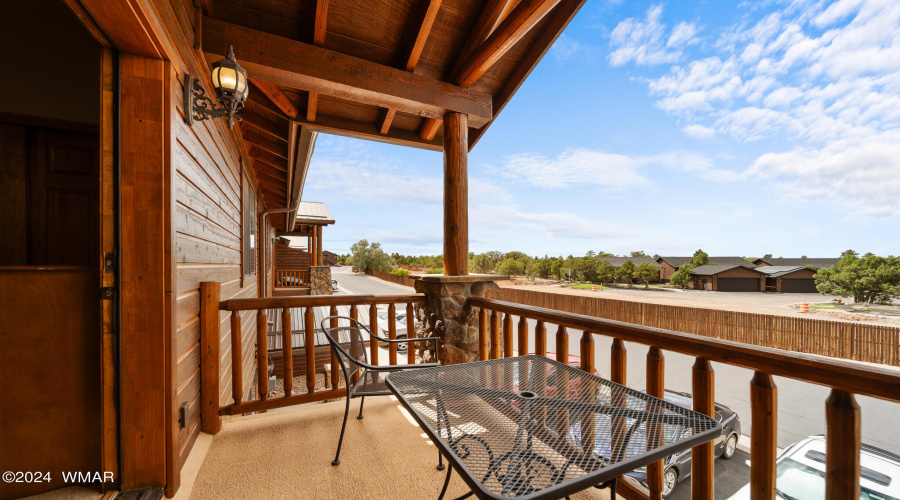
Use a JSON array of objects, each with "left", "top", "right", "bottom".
[{"left": 302, "top": 0, "right": 900, "bottom": 258}]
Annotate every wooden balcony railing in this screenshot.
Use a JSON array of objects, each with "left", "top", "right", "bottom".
[
  {"left": 469, "top": 296, "right": 900, "bottom": 500},
  {"left": 199, "top": 289, "right": 425, "bottom": 431},
  {"left": 274, "top": 269, "right": 310, "bottom": 288}
]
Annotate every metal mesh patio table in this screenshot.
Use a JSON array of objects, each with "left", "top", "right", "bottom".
[{"left": 386, "top": 355, "right": 720, "bottom": 500}]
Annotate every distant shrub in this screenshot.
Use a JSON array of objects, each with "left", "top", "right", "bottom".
[
  {"left": 425, "top": 268, "right": 444, "bottom": 274},
  {"left": 390, "top": 268, "right": 410, "bottom": 276}
]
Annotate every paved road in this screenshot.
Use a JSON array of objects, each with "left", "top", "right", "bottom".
[
  {"left": 332, "top": 266, "right": 413, "bottom": 296},
  {"left": 331, "top": 270, "right": 900, "bottom": 493},
  {"left": 669, "top": 450, "right": 750, "bottom": 500}
]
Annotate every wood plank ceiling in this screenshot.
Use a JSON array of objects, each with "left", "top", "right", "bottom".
[{"left": 196, "top": 0, "right": 587, "bottom": 230}]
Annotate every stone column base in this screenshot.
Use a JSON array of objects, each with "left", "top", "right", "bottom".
[
  {"left": 309, "top": 266, "right": 333, "bottom": 295},
  {"left": 414, "top": 275, "right": 508, "bottom": 365}
]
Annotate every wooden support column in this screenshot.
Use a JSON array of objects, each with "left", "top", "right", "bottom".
[
  {"left": 826, "top": 390, "right": 861, "bottom": 499},
  {"left": 199, "top": 283, "right": 222, "bottom": 434},
  {"left": 310, "top": 225, "right": 318, "bottom": 265},
  {"left": 443, "top": 112, "right": 468, "bottom": 276},
  {"left": 692, "top": 358, "right": 715, "bottom": 500},
  {"left": 316, "top": 225, "right": 324, "bottom": 266},
  {"left": 750, "top": 372, "right": 777, "bottom": 500}
]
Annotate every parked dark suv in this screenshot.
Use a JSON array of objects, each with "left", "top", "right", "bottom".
[{"left": 569, "top": 389, "right": 741, "bottom": 498}]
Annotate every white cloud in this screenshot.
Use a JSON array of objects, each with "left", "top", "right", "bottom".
[
  {"left": 683, "top": 124, "right": 716, "bottom": 139},
  {"left": 550, "top": 35, "right": 580, "bottom": 62},
  {"left": 608, "top": 5, "right": 698, "bottom": 66},
  {"left": 621, "top": 0, "right": 900, "bottom": 216}
]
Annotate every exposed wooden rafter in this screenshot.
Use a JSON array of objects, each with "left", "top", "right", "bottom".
[
  {"left": 469, "top": 0, "right": 587, "bottom": 149},
  {"left": 241, "top": 112, "right": 287, "bottom": 143},
  {"left": 250, "top": 79, "right": 299, "bottom": 118},
  {"left": 307, "top": 0, "right": 329, "bottom": 122},
  {"left": 419, "top": 0, "right": 557, "bottom": 141},
  {"left": 242, "top": 128, "right": 289, "bottom": 159},
  {"left": 381, "top": 0, "right": 443, "bottom": 135},
  {"left": 293, "top": 113, "right": 442, "bottom": 151},
  {"left": 203, "top": 17, "right": 493, "bottom": 127}
]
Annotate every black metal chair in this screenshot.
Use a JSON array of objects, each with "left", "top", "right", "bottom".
[{"left": 320, "top": 315, "right": 441, "bottom": 466}]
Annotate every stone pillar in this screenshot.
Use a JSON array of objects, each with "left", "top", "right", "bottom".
[
  {"left": 414, "top": 275, "right": 507, "bottom": 365},
  {"left": 309, "top": 266, "right": 333, "bottom": 295}
]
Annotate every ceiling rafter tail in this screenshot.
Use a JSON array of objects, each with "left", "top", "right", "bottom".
[
  {"left": 380, "top": 109, "right": 397, "bottom": 135},
  {"left": 469, "top": 0, "right": 587, "bottom": 150},
  {"left": 453, "top": 0, "right": 562, "bottom": 87},
  {"left": 250, "top": 79, "right": 299, "bottom": 118},
  {"left": 285, "top": 121, "right": 299, "bottom": 231},
  {"left": 286, "top": 126, "right": 318, "bottom": 230},
  {"left": 242, "top": 129, "right": 289, "bottom": 159},
  {"left": 306, "top": 0, "right": 329, "bottom": 124},
  {"left": 202, "top": 17, "right": 492, "bottom": 127},
  {"left": 417, "top": 0, "right": 518, "bottom": 141},
  {"left": 293, "top": 114, "right": 442, "bottom": 151},
  {"left": 242, "top": 112, "right": 289, "bottom": 143}
]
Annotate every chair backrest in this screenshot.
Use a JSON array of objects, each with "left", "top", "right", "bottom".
[{"left": 320, "top": 316, "right": 373, "bottom": 380}]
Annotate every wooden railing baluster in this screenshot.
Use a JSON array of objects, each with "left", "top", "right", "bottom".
[
  {"left": 257, "top": 310, "right": 269, "bottom": 401},
  {"left": 369, "top": 304, "right": 379, "bottom": 366},
  {"left": 478, "top": 308, "right": 488, "bottom": 361},
  {"left": 518, "top": 316, "right": 529, "bottom": 356},
  {"left": 611, "top": 339, "right": 626, "bottom": 384},
  {"left": 555, "top": 325, "right": 570, "bottom": 435},
  {"left": 330, "top": 306, "right": 339, "bottom": 389},
  {"left": 535, "top": 320, "right": 546, "bottom": 356},
  {"left": 610, "top": 338, "right": 627, "bottom": 467},
  {"left": 406, "top": 303, "right": 416, "bottom": 364},
  {"left": 646, "top": 346, "right": 665, "bottom": 500},
  {"left": 577, "top": 330, "right": 593, "bottom": 374},
  {"left": 230, "top": 310, "right": 243, "bottom": 405},
  {"left": 350, "top": 305, "right": 360, "bottom": 385},
  {"left": 826, "top": 389, "right": 861, "bottom": 499},
  {"left": 556, "top": 326, "right": 568, "bottom": 363},
  {"left": 692, "top": 358, "right": 715, "bottom": 500},
  {"left": 490, "top": 310, "right": 501, "bottom": 360},
  {"left": 304, "top": 306, "right": 315, "bottom": 394},
  {"left": 388, "top": 303, "right": 398, "bottom": 365},
  {"left": 281, "top": 308, "right": 293, "bottom": 397},
  {"left": 750, "top": 371, "right": 777, "bottom": 500},
  {"left": 503, "top": 313, "right": 513, "bottom": 359}
]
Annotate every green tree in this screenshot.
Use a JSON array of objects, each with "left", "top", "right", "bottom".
[
  {"left": 551, "top": 259, "right": 564, "bottom": 279},
  {"left": 349, "top": 239, "right": 394, "bottom": 272},
  {"left": 689, "top": 249, "right": 710, "bottom": 267},
  {"left": 469, "top": 253, "right": 493, "bottom": 274},
  {"left": 596, "top": 260, "right": 616, "bottom": 284},
  {"left": 575, "top": 256, "right": 599, "bottom": 282},
  {"left": 815, "top": 250, "right": 900, "bottom": 303},
  {"left": 616, "top": 259, "right": 636, "bottom": 288},
  {"left": 670, "top": 264, "right": 694, "bottom": 288},
  {"left": 496, "top": 257, "right": 524, "bottom": 277},
  {"left": 533, "top": 258, "right": 553, "bottom": 279},
  {"left": 630, "top": 250, "right": 649, "bottom": 258},
  {"left": 633, "top": 262, "right": 659, "bottom": 288}
]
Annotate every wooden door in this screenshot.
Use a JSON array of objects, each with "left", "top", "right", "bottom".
[{"left": 0, "top": 126, "right": 103, "bottom": 499}]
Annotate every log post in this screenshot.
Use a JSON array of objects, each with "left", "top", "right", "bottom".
[
  {"left": 692, "top": 358, "right": 715, "bottom": 500},
  {"left": 646, "top": 346, "right": 665, "bottom": 500},
  {"left": 750, "top": 371, "right": 777, "bottom": 500},
  {"left": 826, "top": 390, "right": 861, "bottom": 499},
  {"left": 200, "top": 282, "right": 222, "bottom": 434},
  {"left": 316, "top": 225, "right": 324, "bottom": 267},
  {"left": 443, "top": 112, "right": 468, "bottom": 276}
]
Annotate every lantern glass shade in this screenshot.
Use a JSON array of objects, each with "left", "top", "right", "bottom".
[{"left": 210, "top": 46, "right": 248, "bottom": 104}]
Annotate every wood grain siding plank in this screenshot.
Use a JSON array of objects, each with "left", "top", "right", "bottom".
[
  {"left": 174, "top": 173, "right": 240, "bottom": 236},
  {"left": 173, "top": 146, "right": 240, "bottom": 220},
  {"left": 203, "top": 17, "right": 492, "bottom": 126},
  {"left": 176, "top": 233, "right": 241, "bottom": 264},
  {"left": 176, "top": 264, "right": 241, "bottom": 294},
  {"left": 175, "top": 204, "right": 240, "bottom": 249}
]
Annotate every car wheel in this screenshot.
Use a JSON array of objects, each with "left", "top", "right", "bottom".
[
  {"left": 397, "top": 335, "right": 408, "bottom": 352},
  {"left": 723, "top": 433, "right": 738, "bottom": 459},
  {"left": 661, "top": 468, "right": 678, "bottom": 498}
]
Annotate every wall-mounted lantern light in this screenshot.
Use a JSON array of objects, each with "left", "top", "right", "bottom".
[{"left": 184, "top": 45, "right": 248, "bottom": 129}]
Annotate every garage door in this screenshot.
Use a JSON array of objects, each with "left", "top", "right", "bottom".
[
  {"left": 781, "top": 279, "right": 817, "bottom": 293},
  {"left": 717, "top": 278, "right": 759, "bottom": 292}
]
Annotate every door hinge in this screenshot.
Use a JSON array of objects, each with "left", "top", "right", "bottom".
[
  {"left": 104, "top": 252, "right": 116, "bottom": 272},
  {"left": 100, "top": 287, "right": 115, "bottom": 300}
]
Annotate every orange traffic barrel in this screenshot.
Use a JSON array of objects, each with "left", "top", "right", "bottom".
[
  {"left": 592, "top": 285, "right": 597, "bottom": 292},
  {"left": 799, "top": 303, "right": 810, "bottom": 313}
]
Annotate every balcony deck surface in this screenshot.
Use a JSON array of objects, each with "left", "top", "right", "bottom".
[{"left": 187, "top": 396, "right": 612, "bottom": 499}]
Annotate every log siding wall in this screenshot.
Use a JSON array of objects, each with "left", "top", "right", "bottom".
[{"left": 171, "top": 72, "right": 258, "bottom": 470}]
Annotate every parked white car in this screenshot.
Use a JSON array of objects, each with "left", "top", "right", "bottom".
[
  {"left": 729, "top": 435, "right": 900, "bottom": 500},
  {"left": 376, "top": 311, "right": 409, "bottom": 352}
]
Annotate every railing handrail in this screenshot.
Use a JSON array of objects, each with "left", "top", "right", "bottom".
[
  {"left": 469, "top": 297, "right": 900, "bottom": 403},
  {"left": 220, "top": 293, "right": 426, "bottom": 311}
]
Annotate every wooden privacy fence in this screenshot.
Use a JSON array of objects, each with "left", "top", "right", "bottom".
[
  {"left": 363, "top": 268, "right": 419, "bottom": 288},
  {"left": 495, "top": 288, "right": 900, "bottom": 366}
]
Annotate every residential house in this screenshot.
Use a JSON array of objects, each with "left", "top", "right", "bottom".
[
  {"left": 657, "top": 256, "right": 756, "bottom": 282},
  {"left": 753, "top": 257, "right": 840, "bottom": 269},
  {"left": 690, "top": 263, "right": 766, "bottom": 292}
]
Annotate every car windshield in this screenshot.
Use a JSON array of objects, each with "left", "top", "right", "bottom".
[{"left": 775, "top": 458, "right": 897, "bottom": 500}]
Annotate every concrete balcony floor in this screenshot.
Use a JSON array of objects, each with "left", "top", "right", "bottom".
[{"left": 182, "top": 396, "right": 612, "bottom": 500}]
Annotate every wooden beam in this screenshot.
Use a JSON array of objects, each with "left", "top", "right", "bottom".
[
  {"left": 242, "top": 128, "right": 289, "bottom": 159},
  {"left": 79, "top": 0, "right": 165, "bottom": 58},
  {"left": 286, "top": 126, "right": 318, "bottom": 230},
  {"left": 453, "top": 0, "right": 561, "bottom": 87},
  {"left": 469, "top": 0, "right": 587, "bottom": 149},
  {"left": 420, "top": 0, "right": 558, "bottom": 141},
  {"left": 253, "top": 161, "right": 288, "bottom": 182},
  {"left": 276, "top": 230, "right": 313, "bottom": 238},
  {"left": 250, "top": 79, "right": 298, "bottom": 118},
  {"left": 307, "top": 0, "right": 328, "bottom": 122},
  {"left": 203, "top": 17, "right": 492, "bottom": 127},
  {"left": 306, "top": 92, "right": 318, "bottom": 122},
  {"left": 380, "top": 109, "right": 397, "bottom": 135},
  {"left": 452, "top": 0, "right": 517, "bottom": 75},
  {"left": 248, "top": 144, "right": 289, "bottom": 171},
  {"left": 292, "top": 114, "right": 442, "bottom": 151},
  {"left": 443, "top": 112, "right": 468, "bottom": 276},
  {"left": 406, "top": 0, "right": 443, "bottom": 72}
]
